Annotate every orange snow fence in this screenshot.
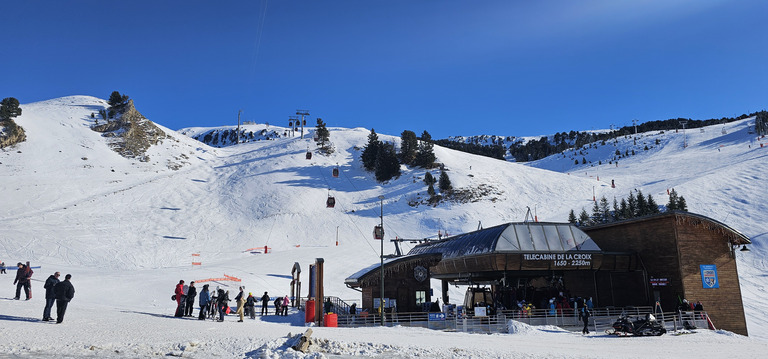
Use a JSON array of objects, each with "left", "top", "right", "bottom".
[
  {"left": 191, "top": 253, "right": 201, "bottom": 257},
  {"left": 243, "top": 246, "right": 271, "bottom": 253},
  {"left": 192, "top": 262, "right": 202, "bottom": 266},
  {"left": 195, "top": 274, "right": 242, "bottom": 283}
]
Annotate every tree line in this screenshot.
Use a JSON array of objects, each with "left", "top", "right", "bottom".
[{"left": 569, "top": 189, "right": 687, "bottom": 226}]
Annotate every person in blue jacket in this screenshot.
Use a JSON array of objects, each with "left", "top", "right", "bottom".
[{"left": 198, "top": 284, "right": 210, "bottom": 320}]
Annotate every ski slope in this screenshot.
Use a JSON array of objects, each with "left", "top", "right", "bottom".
[{"left": 0, "top": 96, "right": 766, "bottom": 358}]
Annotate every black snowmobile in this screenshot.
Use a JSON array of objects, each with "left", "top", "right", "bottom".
[{"left": 606, "top": 312, "right": 667, "bottom": 336}]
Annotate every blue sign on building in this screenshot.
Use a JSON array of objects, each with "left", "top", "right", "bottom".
[
  {"left": 700, "top": 264, "right": 719, "bottom": 289},
  {"left": 428, "top": 313, "right": 446, "bottom": 321}
]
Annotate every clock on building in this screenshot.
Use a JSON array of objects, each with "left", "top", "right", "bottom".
[{"left": 413, "top": 266, "right": 428, "bottom": 282}]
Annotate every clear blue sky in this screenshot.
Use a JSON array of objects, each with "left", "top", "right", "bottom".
[{"left": 3, "top": 0, "right": 767, "bottom": 139}]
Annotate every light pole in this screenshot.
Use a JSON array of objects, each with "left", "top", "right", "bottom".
[{"left": 378, "top": 195, "right": 385, "bottom": 326}]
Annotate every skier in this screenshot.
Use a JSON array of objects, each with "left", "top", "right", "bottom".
[
  {"left": 581, "top": 301, "right": 591, "bottom": 334},
  {"left": 260, "top": 292, "right": 270, "bottom": 315},
  {"left": 185, "top": 281, "right": 197, "bottom": 317},
  {"left": 174, "top": 280, "right": 185, "bottom": 317},
  {"left": 0, "top": 261, "right": 5, "bottom": 274},
  {"left": 54, "top": 274, "right": 75, "bottom": 323},
  {"left": 198, "top": 284, "right": 210, "bottom": 320},
  {"left": 42, "top": 272, "right": 61, "bottom": 321}
]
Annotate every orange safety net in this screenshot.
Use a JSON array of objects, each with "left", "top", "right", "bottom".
[{"left": 195, "top": 274, "right": 242, "bottom": 283}]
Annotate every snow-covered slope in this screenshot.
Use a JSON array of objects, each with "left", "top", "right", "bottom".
[{"left": 0, "top": 96, "right": 766, "bottom": 357}]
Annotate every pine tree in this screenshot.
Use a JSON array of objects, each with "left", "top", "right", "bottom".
[
  {"left": 374, "top": 142, "right": 401, "bottom": 182},
  {"left": 315, "top": 118, "right": 330, "bottom": 149},
  {"left": 108, "top": 91, "right": 129, "bottom": 108},
  {"left": 578, "top": 208, "right": 591, "bottom": 226},
  {"left": 591, "top": 200, "right": 601, "bottom": 223},
  {"left": 361, "top": 129, "right": 380, "bottom": 171},
  {"left": 427, "top": 183, "right": 436, "bottom": 197},
  {"left": 415, "top": 131, "right": 436, "bottom": 168},
  {"left": 647, "top": 194, "right": 660, "bottom": 214},
  {"left": 424, "top": 171, "right": 436, "bottom": 185},
  {"left": 315, "top": 118, "right": 331, "bottom": 149},
  {"left": 438, "top": 169, "right": 452, "bottom": 193},
  {"left": 618, "top": 198, "right": 629, "bottom": 220},
  {"left": 612, "top": 197, "right": 620, "bottom": 221},
  {"left": 568, "top": 209, "right": 577, "bottom": 224},
  {"left": 667, "top": 189, "right": 679, "bottom": 211},
  {"left": 599, "top": 196, "right": 610, "bottom": 223},
  {"left": 635, "top": 190, "right": 648, "bottom": 216},
  {"left": 0, "top": 97, "right": 22, "bottom": 121},
  {"left": 399, "top": 130, "right": 418, "bottom": 166},
  {"left": 677, "top": 196, "right": 688, "bottom": 211},
  {"left": 627, "top": 192, "right": 637, "bottom": 218}
]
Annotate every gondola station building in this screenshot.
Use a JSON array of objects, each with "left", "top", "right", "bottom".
[{"left": 345, "top": 211, "right": 751, "bottom": 335}]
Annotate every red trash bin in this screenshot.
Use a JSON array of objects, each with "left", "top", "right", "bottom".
[
  {"left": 305, "top": 300, "right": 315, "bottom": 323},
  {"left": 324, "top": 313, "right": 338, "bottom": 327}
]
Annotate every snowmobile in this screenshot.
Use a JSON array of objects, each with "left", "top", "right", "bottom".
[{"left": 605, "top": 312, "right": 666, "bottom": 336}]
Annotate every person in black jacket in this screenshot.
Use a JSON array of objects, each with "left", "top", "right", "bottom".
[
  {"left": 185, "top": 281, "right": 197, "bottom": 317},
  {"left": 260, "top": 292, "right": 270, "bottom": 316},
  {"left": 42, "top": 272, "right": 60, "bottom": 321},
  {"left": 54, "top": 274, "right": 75, "bottom": 323},
  {"left": 216, "top": 289, "right": 230, "bottom": 322},
  {"left": 13, "top": 262, "right": 31, "bottom": 300}
]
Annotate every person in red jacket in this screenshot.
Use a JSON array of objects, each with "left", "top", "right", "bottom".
[{"left": 174, "top": 280, "right": 185, "bottom": 317}]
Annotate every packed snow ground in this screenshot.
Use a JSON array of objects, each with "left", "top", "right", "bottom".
[{"left": 1, "top": 96, "right": 767, "bottom": 358}]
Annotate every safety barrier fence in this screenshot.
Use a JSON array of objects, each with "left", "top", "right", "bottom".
[{"left": 328, "top": 305, "right": 711, "bottom": 334}]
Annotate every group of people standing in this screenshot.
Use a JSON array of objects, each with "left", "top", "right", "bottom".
[
  {"left": 9, "top": 261, "right": 75, "bottom": 324},
  {"left": 174, "top": 280, "right": 290, "bottom": 322},
  {"left": 42, "top": 272, "right": 76, "bottom": 323}
]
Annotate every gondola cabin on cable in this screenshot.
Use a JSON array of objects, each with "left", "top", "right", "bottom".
[
  {"left": 332, "top": 166, "right": 339, "bottom": 178},
  {"left": 373, "top": 225, "right": 384, "bottom": 240},
  {"left": 306, "top": 151, "right": 312, "bottom": 160},
  {"left": 326, "top": 193, "right": 336, "bottom": 208}
]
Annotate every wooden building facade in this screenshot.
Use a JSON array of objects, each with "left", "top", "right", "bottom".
[{"left": 584, "top": 212, "right": 751, "bottom": 336}]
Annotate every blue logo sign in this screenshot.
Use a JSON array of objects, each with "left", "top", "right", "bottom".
[
  {"left": 700, "top": 264, "right": 719, "bottom": 289},
  {"left": 428, "top": 313, "right": 446, "bottom": 321}
]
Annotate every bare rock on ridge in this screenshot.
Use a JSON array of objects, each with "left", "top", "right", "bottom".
[{"left": 91, "top": 100, "right": 166, "bottom": 161}]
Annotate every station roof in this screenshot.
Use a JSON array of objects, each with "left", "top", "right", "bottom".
[{"left": 408, "top": 222, "right": 601, "bottom": 259}]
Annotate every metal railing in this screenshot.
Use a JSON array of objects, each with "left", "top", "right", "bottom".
[{"left": 328, "top": 305, "right": 712, "bottom": 335}]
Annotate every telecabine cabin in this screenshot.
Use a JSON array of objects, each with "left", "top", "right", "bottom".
[{"left": 344, "top": 213, "right": 751, "bottom": 335}]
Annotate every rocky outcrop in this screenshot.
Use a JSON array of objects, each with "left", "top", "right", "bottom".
[
  {"left": 92, "top": 100, "right": 166, "bottom": 161},
  {"left": 0, "top": 120, "right": 26, "bottom": 149}
]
